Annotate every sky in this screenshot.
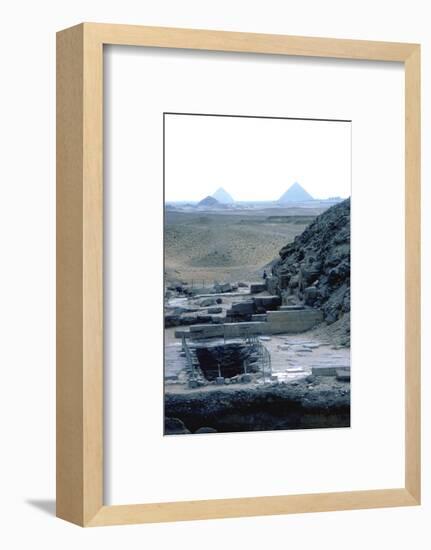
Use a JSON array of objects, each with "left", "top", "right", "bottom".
[{"left": 164, "top": 113, "right": 351, "bottom": 202}]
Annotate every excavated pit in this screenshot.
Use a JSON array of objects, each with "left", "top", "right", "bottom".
[{"left": 194, "top": 342, "right": 259, "bottom": 381}]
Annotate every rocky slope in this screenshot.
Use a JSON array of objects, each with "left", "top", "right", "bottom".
[{"left": 269, "top": 198, "right": 350, "bottom": 343}]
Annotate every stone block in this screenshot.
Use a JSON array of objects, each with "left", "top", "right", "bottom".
[
  {"left": 253, "top": 295, "right": 281, "bottom": 311},
  {"left": 223, "top": 322, "right": 266, "bottom": 338},
  {"left": 252, "top": 314, "right": 268, "bottom": 321},
  {"left": 231, "top": 301, "right": 255, "bottom": 315},
  {"left": 210, "top": 316, "right": 224, "bottom": 324},
  {"left": 312, "top": 365, "right": 337, "bottom": 376},
  {"left": 312, "top": 365, "right": 350, "bottom": 377},
  {"left": 179, "top": 320, "right": 268, "bottom": 340},
  {"left": 336, "top": 368, "right": 351, "bottom": 381},
  {"left": 189, "top": 324, "right": 224, "bottom": 338},
  {"left": 249, "top": 282, "right": 267, "bottom": 294},
  {"left": 181, "top": 315, "right": 199, "bottom": 325},
  {"left": 174, "top": 328, "right": 190, "bottom": 338},
  {"left": 266, "top": 308, "right": 323, "bottom": 334}
]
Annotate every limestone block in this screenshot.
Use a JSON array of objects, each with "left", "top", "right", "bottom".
[{"left": 249, "top": 282, "right": 267, "bottom": 294}]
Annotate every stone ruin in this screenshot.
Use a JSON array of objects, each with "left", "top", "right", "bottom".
[
  {"left": 182, "top": 334, "right": 272, "bottom": 389},
  {"left": 195, "top": 342, "right": 259, "bottom": 381}
]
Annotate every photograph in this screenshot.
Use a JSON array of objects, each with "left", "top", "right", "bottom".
[{"left": 163, "top": 112, "right": 351, "bottom": 435}]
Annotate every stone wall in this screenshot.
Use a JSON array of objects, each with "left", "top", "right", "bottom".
[{"left": 177, "top": 308, "right": 323, "bottom": 339}]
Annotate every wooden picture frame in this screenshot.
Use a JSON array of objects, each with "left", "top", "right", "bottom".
[{"left": 56, "top": 22, "right": 421, "bottom": 527}]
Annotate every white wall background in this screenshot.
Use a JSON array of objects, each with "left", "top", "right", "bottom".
[{"left": 0, "top": 1, "right": 428, "bottom": 548}]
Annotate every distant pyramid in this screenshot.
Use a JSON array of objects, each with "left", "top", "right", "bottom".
[
  {"left": 278, "top": 182, "right": 314, "bottom": 203},
  {"left": 212, "top": 187, "right": 234, "bottom": 204},
  {"left": 197, "top": 195, "right": 221, "bottom": 207}
]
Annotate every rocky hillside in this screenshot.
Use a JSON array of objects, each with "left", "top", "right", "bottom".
[{"left": 269, "top": 198, "right": 350, "bottom": 337}]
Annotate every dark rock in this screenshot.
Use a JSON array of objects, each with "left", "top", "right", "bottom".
[
  {"left": 195, "top": 427, "right": 217, "bottom": 434},
  {"left": 167, "top": 282, "right": 186, "bottom": 293},
  {"left": 171, "top": 306, "right": 199, "bottom": 315},
  {"left": 207, "top": 306, "right": 223, "bottom": 314},
  {"left": 165, "top": 382, "right": 350, "bottom": 433},
  {"left": 180, "top": 315, "right": 200, "bottom": 325},
  {"left": 164, "top": 314, "right": 181, "bottom": 328},
  {"left": 253, "top": 295, "right": 281, "bottom": 311},
  {"left": 289, "top": 275, "right": 300, "bottom": 288},
  {"left": 210, "top": 316, "right": 224, "bottom": 324},
  {"left": 199, "top": 297, "right": 217, "bottom": 307},
  {"left": 303, "top": 286, "right": 319, "bottom": 306},
  {"left": 250, "top": 282, "right": 267, "bottom": 294},
  {"left": 196, "top": 314, "right": 212, "bottom": 323},
  {"left": 215, "top": 282, "right": 232, "bottom": 293},
  {"left": 164, "top": 417, "right": 190, "bottom": 435},
  {"left": 266, "top": 276, "right": 279, "bottom": 294}
]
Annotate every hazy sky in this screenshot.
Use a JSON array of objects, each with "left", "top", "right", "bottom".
[{"left": 164, "top": 113, "right": 351, "bottom": 202}]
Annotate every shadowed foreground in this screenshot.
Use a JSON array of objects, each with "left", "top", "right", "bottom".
[{"left": 165, "top": 377, "right": 350, "bottom": 434}]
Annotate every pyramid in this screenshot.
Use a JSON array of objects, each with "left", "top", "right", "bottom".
[
  {"left": 197, "top": 195, "right": 220, "bottom": 207},
  {"left": 212, "top": 187, "right": 234, "bottom": 204},
  {"left": 278, "top": 182, "right": 314, "bottom": 203}
]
